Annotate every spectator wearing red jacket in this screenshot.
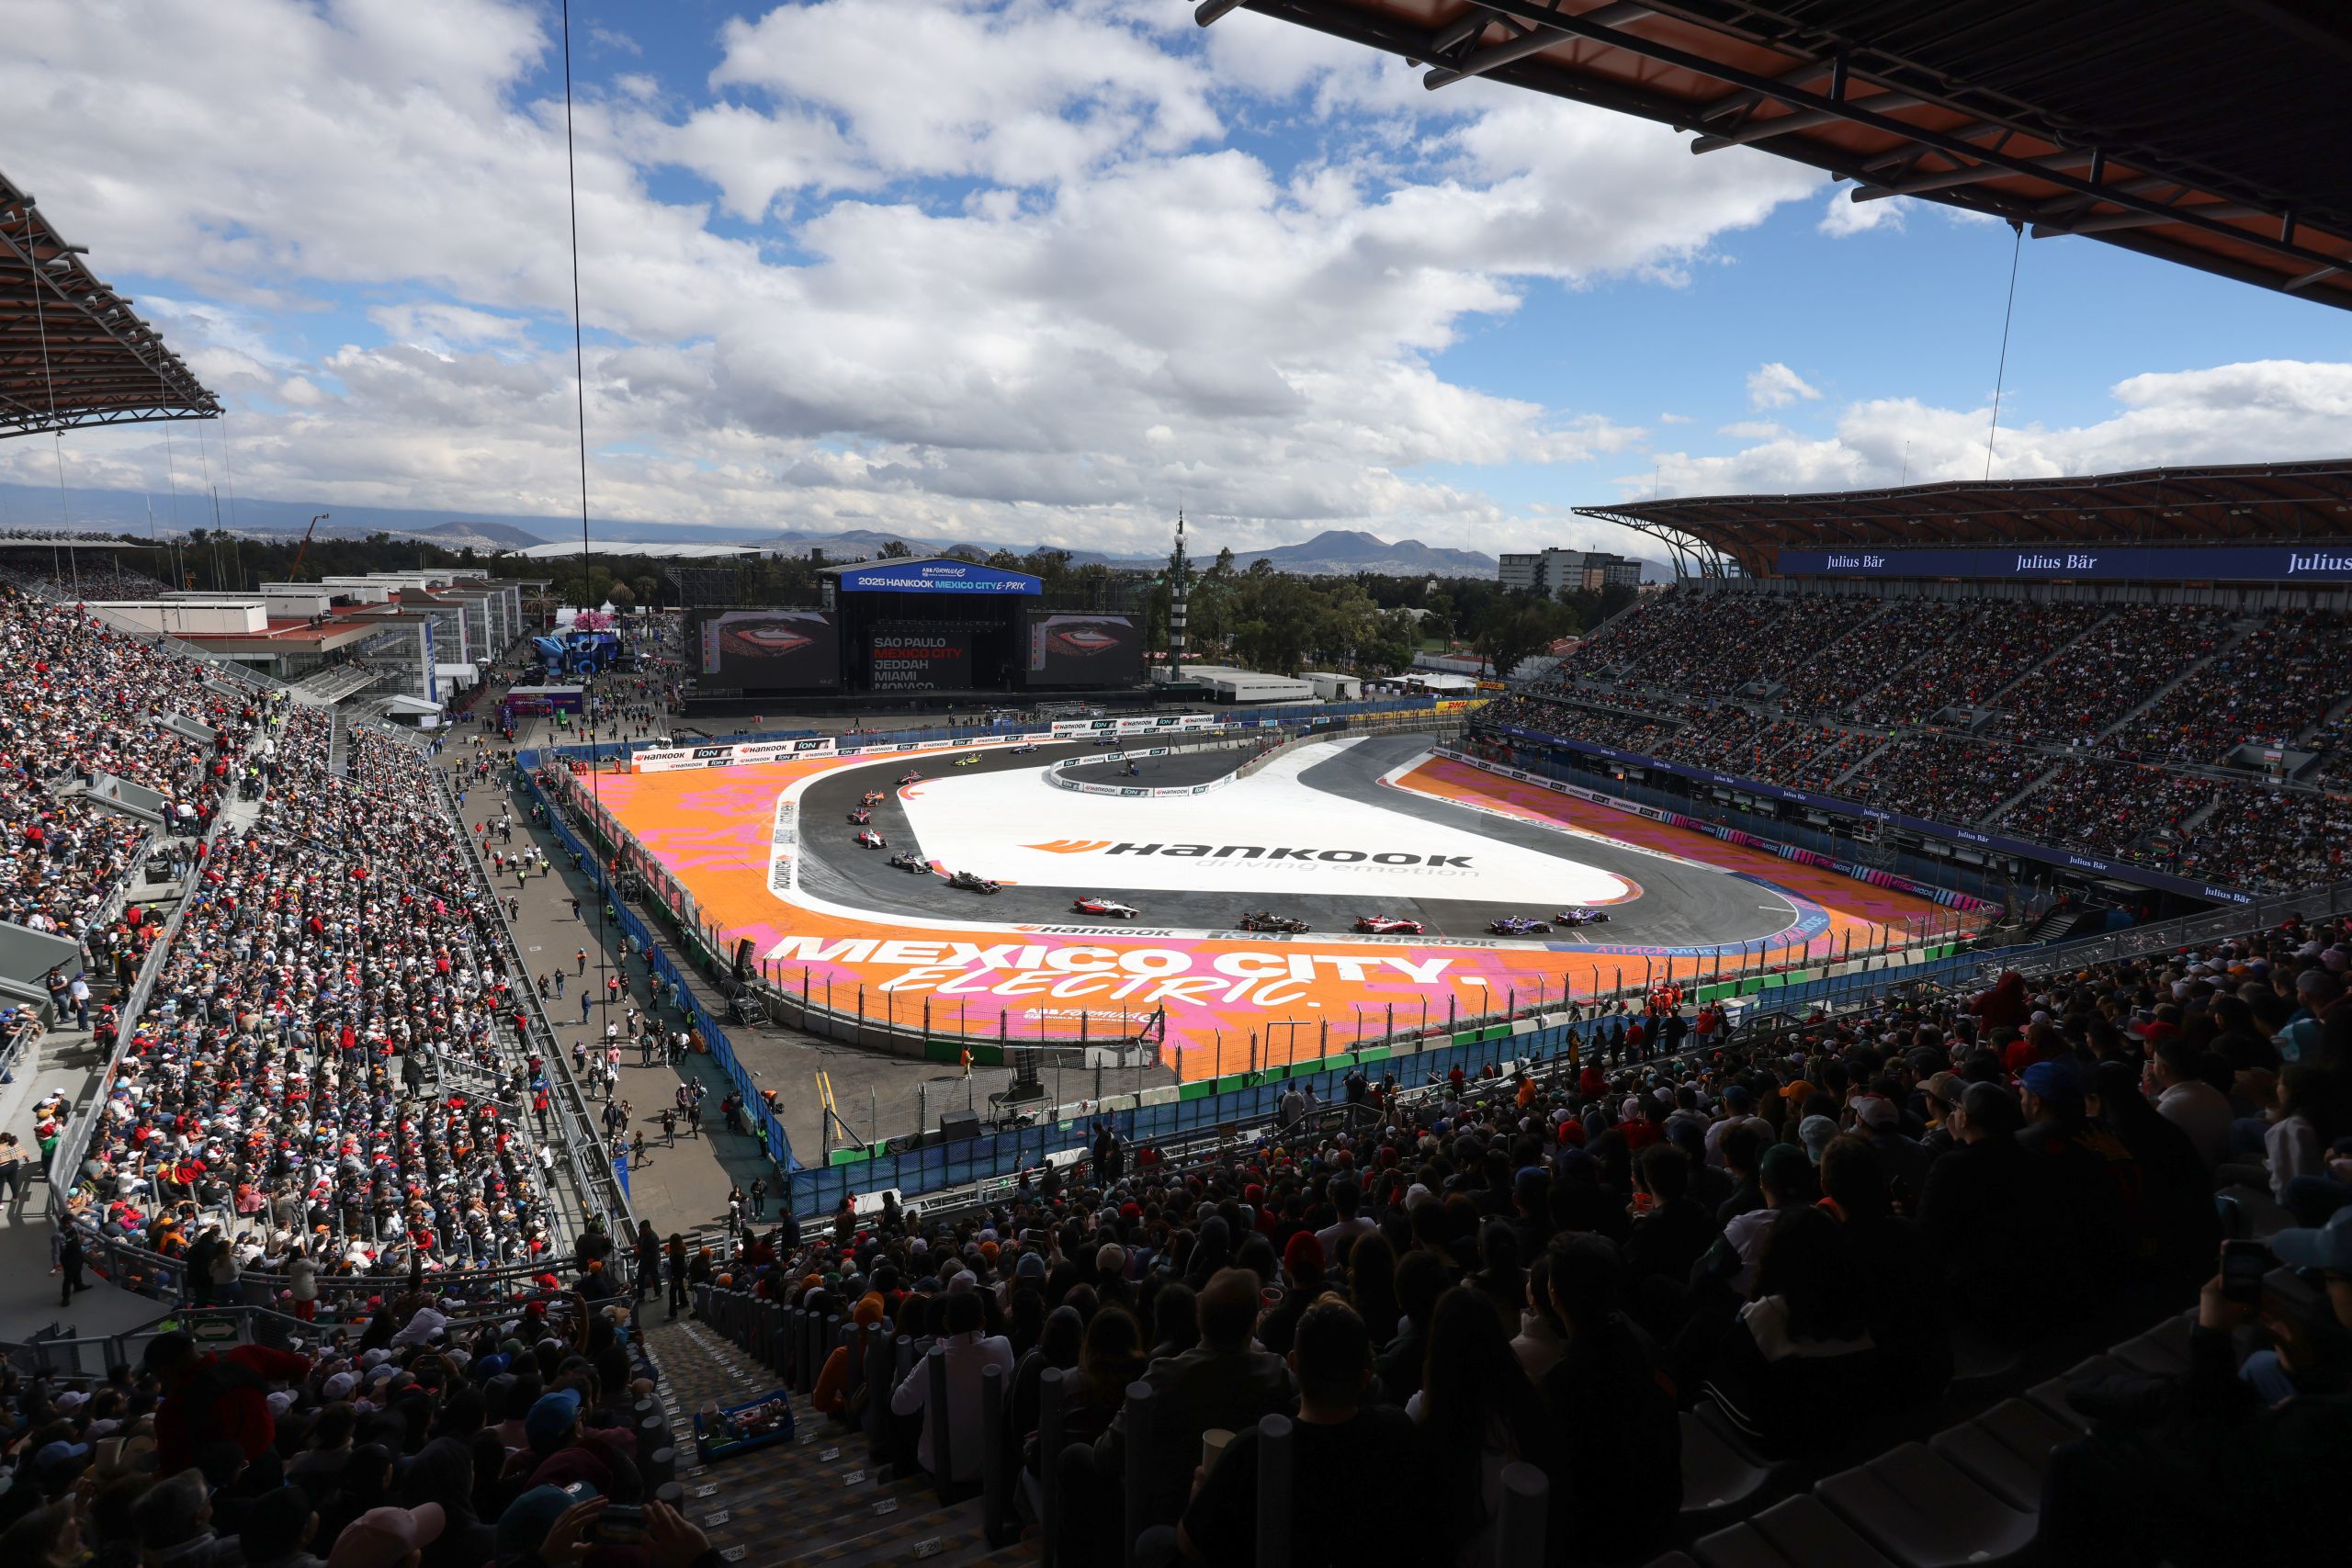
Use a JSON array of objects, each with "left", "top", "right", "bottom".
[{"left": 145, "top": 1330, "right": 312, "bottom": 1473}]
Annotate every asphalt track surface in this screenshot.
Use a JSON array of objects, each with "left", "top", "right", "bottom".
[{"left": 798, "top": 734, "right": 1795, "bottom": 949}]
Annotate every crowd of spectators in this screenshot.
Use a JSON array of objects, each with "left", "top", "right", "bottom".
[
  {"left": 1834, "top": 732, "right": 2051, "bottom": 825},
  {"left": 2111, "top": 611, "right": 2352, "bottom": 766},
  {"left": 0, "top": 556, "right": 173, "bottom": 604},
  {"left": 56, "top": 705, "right": 566, "bottom": 1295},
  {"left": 1999, "top": 760, "right": 2222, "bottom": 867},
  {"left": 0, "top": 1277, "right": 735, "bottom": 1568},
  {"left": 1489, "top": 586, "right": 2350, "bottom": 891},
  {"left": 1555, "top": 591, "right": 1853, "bottom": 695},
  {"left": 2175, "top": 790, "right": 2346, "bottom": 894},
  {"left": 1976, "top": 604, "right": 2233, "bottom": 750},
  {"left": 0, "top": 586, "right": 263, "bottom": 951},
  {"left": 707, "top": 914, "right": 2352, "bottom": 1566}
]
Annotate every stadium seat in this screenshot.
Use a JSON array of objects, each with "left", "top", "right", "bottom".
[
  {"left": 2109, "top": 1313, "right": 2195, "bottom": 1378},
  {"left": 2023, "top": 1354, "right": 2120, "bottom": 1434},
  {"left": 1679, "top": 1408, "right": 1775, "bottom": 1519},
  {"left": 1927, "top": 1398, "right": 2078, "bottom": 1512},
  {"left": 1945, "top": 1325, "right": 2024, "bottom": 1387},
  {"left": 1695, "top": 1495, "right": 1901, "bottom": 1568},
  {"left": 1814, "top": 1443, "right": 2039, "bottom": 1568}
]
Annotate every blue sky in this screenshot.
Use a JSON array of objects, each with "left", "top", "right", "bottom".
[{"left": 6, "top": 0, "right": 2348, "bottom": 560}]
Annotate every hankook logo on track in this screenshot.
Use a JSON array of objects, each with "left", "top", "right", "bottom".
[{"left": 1021, "top": 840, "right": 1472, "bottom": 867}]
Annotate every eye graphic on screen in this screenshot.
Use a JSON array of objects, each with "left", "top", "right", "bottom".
[
  {"left": 1047, "top": 622, "right": 1122, "bottom": 658},
  {"left": 720, "top": 621, "right": 814, "bottom": 658}
]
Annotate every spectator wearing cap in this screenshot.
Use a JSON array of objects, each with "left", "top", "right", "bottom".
[{"left": 2040, "top": 1224, "right": 2352, "bottom": 1567}]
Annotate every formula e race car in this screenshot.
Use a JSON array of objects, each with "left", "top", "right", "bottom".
[
  {"left": 1487, "top": 916, "right": 1552, "bottom": 936},
  {"left": 886, "top": 852, "right": 930, "bottom": 874},
  {"left": 1555, "top": 907, "right": 1611, "bottom": 928},
  {"left": 953, "top": 752, "right": 984, "bottom": 767},
  {"left": 848, "top": 807, "right": 873, "bottom": 825},
  {"left": 1010, "top": 743, "right": 1041, "bottom": 755},
  {"left": 1353, "top": 915, "right": 1424, "bottom": 935},
  {"left": 862, "top": 790, "right": 886, "bottom": 807},
  {"left": 854, "top": 829, "right": 887, "bottom": 850},
  {"left": 898, "top": 770, "right": 923, "bottom": 784},
  {"left": 948, "top": 870, "right": 1001, "bottom": 894},
  {"left": 1236, "top": 911, "right": 1309, "bottom": 933},
  {"left": 1071, "top": 895, "right": 1141, "bottom": 919}
]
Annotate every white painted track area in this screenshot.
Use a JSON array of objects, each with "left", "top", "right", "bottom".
[{"left": 895, "top": 739, "right": 1630, "bottom": 904}]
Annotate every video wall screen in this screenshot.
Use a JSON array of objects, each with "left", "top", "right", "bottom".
[
  {"left": 697, "top": 609, "right": 841, "bottom": 688},
  {"left": 1026, "top": 612, "right": 1145, "bottom": 687},
  {"left": 870, "top": 625, "right": 972, "bottom": 693}
]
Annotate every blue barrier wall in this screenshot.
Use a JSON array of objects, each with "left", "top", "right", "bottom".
[{"left": 532, "top": 781, "right": 797, "bottom": 1176}]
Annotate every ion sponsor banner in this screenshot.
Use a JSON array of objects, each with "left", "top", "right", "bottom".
[
  {"left": 1049, "top": 714, "right": 1219, "bottom": 739},
  {"left": 697, "top": 608, "right": 842, "bottom": 687},
  {"left": 1027, "top": 612, "right": 1145, "bottom": 686},
  {"left": 1777, "top": 544, "right": 2352, "bottom": 583}
]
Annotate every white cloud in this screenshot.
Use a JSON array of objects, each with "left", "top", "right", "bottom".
[
  {"left": 1657, "top": 412, "right": 1692, "bottom": 424},
  {"left": 1746, "top": 361, "right": 1823, "bottom": 409},
  {"left": 1628, "top": 359, "right": 2352, "bottom": 499},
  {"left": 1716, "top": 421, "right": 1789, "bottom": 440},
  {"left": 588, "top": 25, "right": 640, "bottom": 55},
  {"left": 1819, "top": 185, "right": 1908, "bottom": 238}
]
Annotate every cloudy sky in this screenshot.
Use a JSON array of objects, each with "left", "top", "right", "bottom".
[{"left": 5, "top": 0, "right": 2349, "bottom": 558}]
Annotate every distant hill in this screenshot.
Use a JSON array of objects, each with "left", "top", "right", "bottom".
[
  {"left": 419, "top": 519, "right": 548, "bottom": 550},
  {"left": 1229, "top": 530, "right": 1498, "bottom": 578}
]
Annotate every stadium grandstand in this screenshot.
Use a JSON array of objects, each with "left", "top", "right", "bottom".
[{"left": 4, "top": 13, "right": 2352, "bottom": 1568}]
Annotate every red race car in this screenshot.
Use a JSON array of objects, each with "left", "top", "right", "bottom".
[
  {"left": 854, "top": 829, "right": 887, "bottom": 850},
  {"left": 1352, "top": 915, "right": 1424, "bottom": 935},
  {"left": 848, "top": 807, "right": 872, "bottom": 824},
  {"left": 898, "top": 770, "right": 922, "bottom": 785}
]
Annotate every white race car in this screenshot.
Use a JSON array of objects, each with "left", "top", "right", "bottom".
[
  {"left": 1071, "top": 896, "right": 1141, "bottom": 919},
  {"left": 854, "top": 828, "right": 887, "bottom": 850}
]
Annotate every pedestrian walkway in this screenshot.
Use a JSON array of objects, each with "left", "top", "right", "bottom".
[{"left": 469, "top": 766, "right": 772, "bottom": 1235}]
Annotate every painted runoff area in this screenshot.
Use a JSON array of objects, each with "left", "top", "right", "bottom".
[{"left": 894, "top": 739, "right": 1631, "bottom": 904}]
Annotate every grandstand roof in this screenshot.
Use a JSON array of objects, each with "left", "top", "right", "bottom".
[
  {"left": 1, "top": 168, "right": 220, "bottom": 437},
  {"left": 1199, "top": 1, "right": 2352, "bottom": 310},
  {"left": 1575, "top": 457, "right": 2352, "bottom": 576}
]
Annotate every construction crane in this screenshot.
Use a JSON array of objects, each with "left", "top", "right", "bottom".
[{"left": 289, "top": 513, "right": 329, "bottom": 579}]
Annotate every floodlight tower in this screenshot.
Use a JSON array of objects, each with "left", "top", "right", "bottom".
[{"left": 1168, "top": 511, "right": 1190, "bottom": 682}]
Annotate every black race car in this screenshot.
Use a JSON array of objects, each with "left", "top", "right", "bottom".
[
  {"left": 886, "top": 852, "right": 930, "bottom": 874},
  {"left": 1236, "top": 911, "right": 1309, "bottom": 933},
  {"left": 947, "top": 870, "right": 1001, "bottom": 895},
  {"left": 1010, "top": 743, "right": 1041, "bottom": 755},
  {"left": 1555, "top": 907, "right": 1611, "bottom": 927}
]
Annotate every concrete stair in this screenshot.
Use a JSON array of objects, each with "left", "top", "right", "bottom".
[{"left": 635, "top": 1310, "right": 1039, "bottom": 1568}]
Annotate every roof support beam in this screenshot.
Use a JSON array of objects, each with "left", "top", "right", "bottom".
[
  {"left": 1424, "top": 2, "right": 1653, "bottom": 90},
  {"left": 1853, "top": 142, "right": 2088, "bottom": 202},
  {"left": 1439, "top": 0, "right": 2331, "bottom": 273},
  {"left": 2033, "top": 202, "right": 2262, "bottom": 239},
  {"left": 1691, "top": 91, "right": 1922, "bottom": 153}
]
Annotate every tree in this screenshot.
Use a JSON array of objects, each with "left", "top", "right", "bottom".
[{"left": 879, "top": 539, "right": 913, "bottom": 558}]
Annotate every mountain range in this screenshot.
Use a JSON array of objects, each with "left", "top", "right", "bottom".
[{"left": 0, "top": 481, "right": 1665, "bottom": 581}]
